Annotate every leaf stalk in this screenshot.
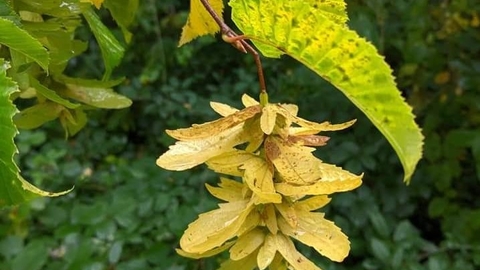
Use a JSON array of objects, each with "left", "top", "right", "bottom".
[{"left": 199, "top": 0, "right": 267, "bottom": 94}]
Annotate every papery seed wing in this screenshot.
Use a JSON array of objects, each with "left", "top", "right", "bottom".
[
  {"left": 205, "top": 178, "right": 244, "bottom": 202},
  {"left": 210, "top": 101, "right": 239, "bottom": 116},
  {"left": 180, "top": 200, "right": 253, "bottom": 254},
  {"left": 241, "top": 157, "right": 282, "bottom": 204},
  {"left": 278, "top": 211, "right": 350, "bottom": 262},
  {"left": 219, "top": 251, "right": 258, "bottom": 270},
  {"left": 275, "top": 202, "right": 298, "bottom": 229},
  {"left": 265, "top": 136, "right": 323, "bottom": 185},
  {"left": 230, "top": 228, "right": 265, "bottom": 261},
  {"left": 290, "top": 118, "right": 356, "bottom": 136},
  {"left": 206, "top": 150, "right": 257, "bottom": 177},
  {"left": 176, "top": 240, "right": 235, "bottom": 259},
  {"left": 166, "top": 105, "right": 261, "bottom": 140},
  {"left": 279, "top": 103, "right": 298, "bottom": 117},
  {"left": 242, "top": 93, "right": 259, "bottom": 107},
  {"left": 288, "top": 135, "right": 330, "bottom": 146},
  {"left": 263, "top": 204, "right": 278, "bottom": 235},
  {"left": 157, "top": 125, "right": 247, "bottom": 170},
  {"left": 274, "top": 234, "right": 322, "bottom": 270},
  {"left": 244, "top": 117, "right": 264, "bottom": 152},
  {"left": 296, "top": 195, "right": 331, "bottom": 211},
  {"left": 275, "top": 163, "right": 362, "bottom": 196},
  {"left": 260, "top": 104, "right": 278, "bottom": 135},
  {"left": 257, "top": 234, "right": 277, "bottom": 270}
]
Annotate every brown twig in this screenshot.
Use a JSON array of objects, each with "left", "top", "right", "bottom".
[{"left": 199, "top": 0, "right": 267, "bottom": 94}]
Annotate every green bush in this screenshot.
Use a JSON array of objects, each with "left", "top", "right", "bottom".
[{"left": 1, "top": 0, "right": 479, "bottom": 269}]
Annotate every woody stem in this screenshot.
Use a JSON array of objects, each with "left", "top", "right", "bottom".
[{"left": 198, "top": 0, "right": 267, "bottom": 94}]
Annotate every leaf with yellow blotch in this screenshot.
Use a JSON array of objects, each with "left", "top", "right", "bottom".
[
  {"left": 180, "top": 199, "right": 255, "bottom": 254},
  {"left": 275, "top": 163, "right": 362, "bottom": 196},
  {"left": 166, "top": 105, "right": 261, "bottom": 140},
  {"left": 229, "top": 228, "right": 265, "bottom": 261},
  {"left": 157, "top": 125, "right": 247, "bottom": 170},
  {"left": 274, "top": 234, "right": 322, "bottom": 270},
  {"left": 176, "top": 240, "right": 235, "bottom": 259},
  {"left": 257, "top": 234, "right": 277, "bottom": 270},
  {"left": 210, "top": 101, "right": 239, "bottom": 116},
  {"left": 179, "top": 0, "right": 224, "bottom": 46},
  {"left": 262, "top": 204, "right": 278, "bottom": 234},
  {"left": 278, "top": 211, "right": 350, "bottom": 262},
  {"left": 241, "top": 157, "right": 282, "bottom": 204},
  {"left": 205, "top": 177, "right": 244, "bottom": 202},
  {"left": 264, "top": 136, "right": 325, "bottom": 185}
]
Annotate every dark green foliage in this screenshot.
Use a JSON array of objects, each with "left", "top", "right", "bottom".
[{"left": 1, "top": 0, "right": 479, "bottom": 269}]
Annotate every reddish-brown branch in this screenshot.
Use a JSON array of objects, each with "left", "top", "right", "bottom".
[{"left": 199, "top": 0, "right": 267, "bottom": 94}]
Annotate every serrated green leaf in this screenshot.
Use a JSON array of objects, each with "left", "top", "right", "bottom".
[
  {"left": 82, "top": 7, "right": 125, "bottom": 80},
  {"left": 0, "top": 1, "right": 21, "bottom": 25},
  {"left": 230, "top": 0, "right": 424, "bottom": 183},
  {"left": 0, "top": 60, "right": 71, "bottom": 208},
  {"left": 0, "top": 18, "right": 49, "bottom": 70}
]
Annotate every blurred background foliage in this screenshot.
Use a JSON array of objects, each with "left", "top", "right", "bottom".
[{"left": 1, "top": 0, "right": 480, "bottom": 269}]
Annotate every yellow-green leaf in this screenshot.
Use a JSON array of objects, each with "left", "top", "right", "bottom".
[
  {"left": 179, "top": 0, "right": 224, "bottom": 46},
  {"left": 230, "top": 0, "right": 424, "bottom": 183}
]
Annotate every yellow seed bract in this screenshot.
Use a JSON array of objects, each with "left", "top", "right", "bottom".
[{"left": 156, "top": 94, "right": 362, "bottom": 269}]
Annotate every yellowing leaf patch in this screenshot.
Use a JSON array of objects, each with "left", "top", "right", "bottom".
[{"left": 179, "top": 0, "right": 225, "bottom": 46}]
